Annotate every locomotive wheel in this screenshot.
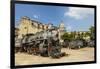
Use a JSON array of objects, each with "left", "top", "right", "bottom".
[
  {"left": 20, "top": 47, "right": 25, "bottom": 52},
  {"left": 50, "top": 53, "right": 60, "bottom": 58},
  {"left": 40, "top": 51, "right": 48, "bottom": 57},
  {"left": 32, "top": 48, "right": 37, "bottom": 55},
  {"left": 15, "top": 47, "right": 20, "bottom": 53}
]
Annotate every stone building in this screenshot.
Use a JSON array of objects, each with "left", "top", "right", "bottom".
[
  {"left": 16, "top": 16, "right": 66, "bottom": 39},
  {"left": 17, "top": 16, "right": 48, "bottom": 38}
]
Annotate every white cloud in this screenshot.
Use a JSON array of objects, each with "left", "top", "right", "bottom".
[
  {"left": 65, "top": 7, "right": 94, "bottom": 19},
  {"left": 33, "top": 15, "right": 39, "bottom": 19}
]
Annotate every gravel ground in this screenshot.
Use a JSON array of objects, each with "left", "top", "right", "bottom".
[{"left": 15, "top": 47, "right": 94, "bottom": 66}]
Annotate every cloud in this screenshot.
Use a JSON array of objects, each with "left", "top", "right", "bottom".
[
  {"left": 65, "top": 7, "right": 94, "bottom": 19},
  {"left": 33, "top": 15, "right": 39, "bottom": 19}
]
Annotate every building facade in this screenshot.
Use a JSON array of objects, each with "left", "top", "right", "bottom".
[
  {"left": 16, "top": 16, "right": 66, "bottom": 39},
  {"left": 17, "top": 16, "right": 48, "bottom": 38}
]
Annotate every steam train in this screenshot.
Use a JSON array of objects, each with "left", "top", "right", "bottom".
[{"left": 15, "top": 27, "right": 65, "bottom": 58}]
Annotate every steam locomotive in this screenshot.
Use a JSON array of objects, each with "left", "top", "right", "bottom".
[{"left": 15, "top": 26, "right": 65, "bottom": 58}]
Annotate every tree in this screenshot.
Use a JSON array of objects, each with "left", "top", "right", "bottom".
[
  {"left": 61, "top": 32, "right": 69, "bottom": 40},
  {"left": 89, "top": 26, "right": 95, "bottom": 40},
  {"left": 61, "top": 32, "right": 76, "bottom": 41}
]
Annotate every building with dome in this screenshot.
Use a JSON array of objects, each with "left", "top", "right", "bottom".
[{"left": 58, "top": 21, "right": 66, "bottom": 42}]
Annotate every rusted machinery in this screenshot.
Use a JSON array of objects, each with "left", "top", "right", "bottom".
[{"left": 15, "top": 28, "right": 65, "bottom": 58}]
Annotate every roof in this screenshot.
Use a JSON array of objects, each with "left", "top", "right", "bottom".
[
  {"left": 21, "top": 16, "right": 60, "bottom": 29},
  {"left": 21, "top": 16, "right": 48, "bottom": 26}
]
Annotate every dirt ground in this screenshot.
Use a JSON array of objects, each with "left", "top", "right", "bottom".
[{"left": 15, "top": 47, "right": 94, "bottom": 66}]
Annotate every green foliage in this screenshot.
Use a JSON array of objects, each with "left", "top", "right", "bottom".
[
  {"left": 61, "top": 26, "right": 95, "bottom": 41},
  {"left": 61, "top": 32, "right": 76, "bottom": 41},
  {"left": 89, "top": 26, "right": 95, "bottom": 40},
  {"left": 61, "top": 32, "right": 69, "bottom": 40}
]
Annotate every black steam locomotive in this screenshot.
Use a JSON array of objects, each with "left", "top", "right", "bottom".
[{"left": 15, "top": 27, "right": 65, "bottom": 58}]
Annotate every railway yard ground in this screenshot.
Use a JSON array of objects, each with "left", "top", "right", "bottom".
[{"left": 15, "top": 47, "right": 94, "bottom": 66}]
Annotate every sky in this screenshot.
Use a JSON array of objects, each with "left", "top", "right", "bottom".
[{"left": 15, "top": 4, "right": 94, "bottom": 32}]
